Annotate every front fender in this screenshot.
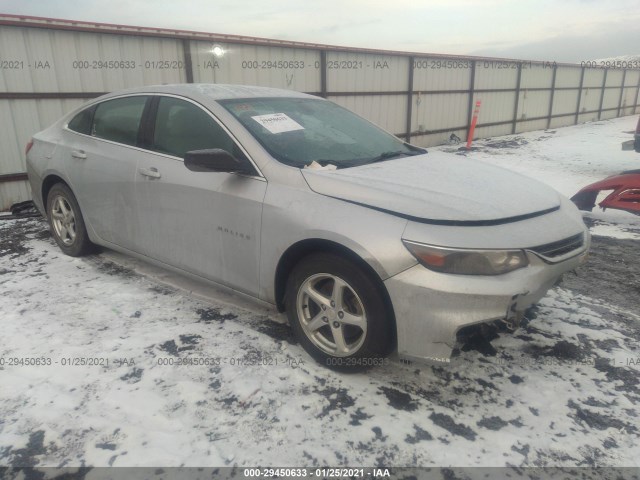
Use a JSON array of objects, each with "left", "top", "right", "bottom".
[{"left": 259, "top": 183, "right": 416, "bottom": 303}]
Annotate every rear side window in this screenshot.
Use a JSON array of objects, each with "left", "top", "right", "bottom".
[
  {"left": 152, "top": 96, "right": 243, "bottom": 159},
  {"left": 68, "top": 107, "right": 94, "bottom": 135},
  {"left": 91, "top": 96, "right": 148, "bottom": 146}
]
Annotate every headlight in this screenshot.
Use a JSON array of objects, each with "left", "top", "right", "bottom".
[{"left": 402, "top": 240, "right": 529, "bottom": 275}]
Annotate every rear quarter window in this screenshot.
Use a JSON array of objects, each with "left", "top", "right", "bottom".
[
  {"left": 91, "top": 96, "right": 148, "bottom": 146},
  {"left": 67, "top": 107, "right": 94, "bottom": 135}
]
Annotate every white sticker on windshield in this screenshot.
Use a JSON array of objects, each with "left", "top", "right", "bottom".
[{"left": 251, "top": 113, "right": 304, "bottom": 134}]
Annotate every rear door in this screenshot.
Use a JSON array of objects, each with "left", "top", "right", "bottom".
[
  {"left": 134, "top": 95, "right": 267, "bottom": 296},
  {"left": 63, "top": 95, "right": 150, "bottom": 251}
]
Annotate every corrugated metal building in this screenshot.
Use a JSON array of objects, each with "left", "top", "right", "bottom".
[{"left": 1, "top": 14, "right": 639, "bottom": 210}]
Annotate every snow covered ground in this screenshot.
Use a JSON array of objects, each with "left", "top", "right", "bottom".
[{"left": 1, "top": 116, "right": 639, "bottom": 470}]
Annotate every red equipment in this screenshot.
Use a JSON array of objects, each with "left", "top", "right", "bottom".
[{"left": 571, "top": 170, "right": 640, "bottom": 215}]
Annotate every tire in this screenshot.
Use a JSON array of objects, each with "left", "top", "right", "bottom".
[
  {"left": 285, "top": 252, "right": 394, "bottom": 370},
  {"left": 46, "top": 183, "right": 94, "bottom": 256}
]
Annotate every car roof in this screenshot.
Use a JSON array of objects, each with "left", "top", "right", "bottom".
[{"left": 98, "top": 83, "right": 314, "bottom": 103}]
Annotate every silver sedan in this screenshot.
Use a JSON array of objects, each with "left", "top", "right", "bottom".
[{"left": 26, "top": 84, "right": 589, "bottom": 369}]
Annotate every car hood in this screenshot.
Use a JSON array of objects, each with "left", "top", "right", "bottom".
[{"left": 301, "top": 151, "right": 561, "bottom": 224}]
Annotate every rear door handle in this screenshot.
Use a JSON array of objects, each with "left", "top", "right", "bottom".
[
  {"left": 71, "top": 150, "right": 87, "bottom": 159},
  {"left": 139, "top": 167, "right": 161, "bottom": 179}
]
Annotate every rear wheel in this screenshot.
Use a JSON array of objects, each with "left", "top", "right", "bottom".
[
  {"left": 285, "top": 253, "right": 393, "bottom": 370},
  {"left": 46, "top": 183, "right": 94, "bottom": 256}
]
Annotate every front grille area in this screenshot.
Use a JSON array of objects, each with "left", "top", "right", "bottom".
[{"left": 529, "top": 233, "right": 585, "bottom": 259}]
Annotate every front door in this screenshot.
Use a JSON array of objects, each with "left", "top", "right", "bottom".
[{"left": 134, "top": 96, "right": 266, "bottom": 296}]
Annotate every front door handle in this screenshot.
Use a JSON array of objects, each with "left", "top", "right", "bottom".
[
  {"left": 71, "top": 150, "right": 87, "bottom": 159},
  {"left": 139, "top": 167, "right": 162, "bottom": 179}
]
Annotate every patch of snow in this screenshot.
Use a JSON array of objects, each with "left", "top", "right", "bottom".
[{"left": 1, "top": 218, "right": 639, "bottom": 468}]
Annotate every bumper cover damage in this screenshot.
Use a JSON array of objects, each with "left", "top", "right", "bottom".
[{"left": 385, "top": 243, "right": 589, "bottom": 364}]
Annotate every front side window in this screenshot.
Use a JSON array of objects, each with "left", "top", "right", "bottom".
[
  {"left": 220, "top": 97, "right": 424, "bottom": 169},
  {"left": 152, "top": 96, "right": 244, "bottom": 160},
  {"left": 91, "top": 96, "right": 148, "bottom": 146}
]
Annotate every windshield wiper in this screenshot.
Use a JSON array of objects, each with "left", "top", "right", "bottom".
[
  {"left": 367, "top": 149, "right": 423, "bottom": 165},
  {"left": 404, "top": 142, "right": 428, "bottom": 153},
  {"left": 309, "top": 146, "right": 427, "bottom": 170}
]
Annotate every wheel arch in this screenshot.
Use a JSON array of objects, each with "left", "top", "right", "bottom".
[
  {"left": 41, "top": 174, "right": 70, "bottom": 212},
  {"left": 274, "top": 238, "right": 397, "bottom": 346}
]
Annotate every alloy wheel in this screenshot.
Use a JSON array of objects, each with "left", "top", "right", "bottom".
[
  {"left": 50, "top": 195, "right": 77, "bottom": 246},
  {"left": 296, "top": 273, "right": 368, "bottom": 357}
]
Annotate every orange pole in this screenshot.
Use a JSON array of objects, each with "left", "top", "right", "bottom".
[{"left": 466, "top": 100, "right": 481, "bottom": 149}]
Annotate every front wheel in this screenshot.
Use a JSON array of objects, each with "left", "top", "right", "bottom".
[
  {"left": 46, "top": 183, "right": 94, "bottom": 256},
  {"left": 285, "top": 253, "right": 393, "bottom": 370}
]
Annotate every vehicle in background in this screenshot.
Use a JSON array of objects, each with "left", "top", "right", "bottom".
[{"left": 571, "top": 170, "right": 640, "bottom": 215}]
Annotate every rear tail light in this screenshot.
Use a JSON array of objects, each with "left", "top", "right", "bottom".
[{"left": 25, "top": 138, "right": 34, "bottom": 156}]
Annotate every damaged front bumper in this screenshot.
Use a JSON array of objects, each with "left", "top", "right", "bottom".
[{"left": 384, "top": 241, "right": 589, "bottom": 365}]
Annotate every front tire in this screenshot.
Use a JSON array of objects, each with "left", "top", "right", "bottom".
[
  {"left": 46, "top": 183, "right": 94, "bottom": 256},
  {"left": 285, "top": 253, "right": 393, "bottom": 370}
]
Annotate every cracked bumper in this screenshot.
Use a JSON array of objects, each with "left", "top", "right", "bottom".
[{"left": 384, "top": 246, "right": 589, "bottom": 364}]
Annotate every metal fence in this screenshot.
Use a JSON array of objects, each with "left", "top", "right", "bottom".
[{"left": 1, "top": 14, "right": 639, "bottom": 210}]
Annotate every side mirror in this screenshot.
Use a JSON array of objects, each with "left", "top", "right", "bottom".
[{"left": 184, "top": 149, "right": 253, "bottom": 174}]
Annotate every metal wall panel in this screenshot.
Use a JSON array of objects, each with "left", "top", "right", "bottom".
[
  {"left": 0, "top": 180, "right": 30, "bottom": 211},
  {"left": 0, "top": 26, "right": 186, "bottom": 92},
  {"left": 190, "top": 41, "right": 321, "bottom": 92},
  {"left": 519, "top": 64, "right": 554, "bottom": 89},
  {"left": 515, "top": 118, "right": 548, "bottom": 134},
  {"left": 552, "top": 89, "right": 579, "bottom": 115},
  {"left": 620, "top": 87, "right": 638, "bottom": 115},
  {"left": 329, "top": 95, "right": 406, "bottom": 134},
  {"left": 326, "top": 52, "right": 408, "bottom": 92},
  {"left": 578, "top": 111, "right": 599, "bottom": 123},
  {"left": 0, "top": 27, "right": 43, "bottom": 92},
  {"left": 0, "top": 100, "right": 24, "bottom": 174},
  {"left": 605, "top": 69, "right": 624, "bottom": 87},
  {"left": 517, "top": 90, "right": 551, "bottom": 120},
  {"left": 411, "top": 93, "right": 468, "bottom": 133},
  {"left": 624, "top": 70, "right": 640, "bottom": 86},
  {"left": 473, "top": 123, "right": 513, "bottom": 139},
  {"left": 0, "top": 98, "right": 85, "bottom": 174},
  {"left": 554, "top": 66, "right": 582, "bottom": 88},
  {"left": 412, "top": 57, "right": 472, "bottom": 91},
  {"left": 549, "top": 114, "right": 576, "bottom": 129},
  {"left": 471, "top": 91, "right": 516, "bottom": 124},
  {"left": 602, "top": 87, "right": 621, "bottom": 110},
  {"left": 578, "top": 87, "right": 601, "bottom": 113},
  {"left": 474, "top": 61, "right": 518, "bottom": 89},
  {"left": 600, "top": 109, "right": 618, "bottom": 120},
  {"left": 581, "top": 68, "right": 605, "bottom": 88}
]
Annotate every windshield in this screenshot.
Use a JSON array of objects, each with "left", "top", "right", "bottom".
[{"left": 219, "top": 97, "right": 425, "bottom": 169}]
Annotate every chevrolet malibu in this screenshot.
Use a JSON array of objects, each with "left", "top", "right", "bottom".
[{"left": 26, "top": 84, "right": 589, "bottom": 368}]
